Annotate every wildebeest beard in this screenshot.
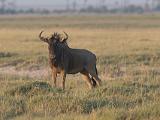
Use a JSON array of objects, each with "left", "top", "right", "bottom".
[{"left": 49, "top": 42, "right": 69, "bottom": 69}]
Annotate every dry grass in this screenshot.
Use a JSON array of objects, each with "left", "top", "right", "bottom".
[{"left": 0, "top": 14, "right": 160, "bottom": 120}]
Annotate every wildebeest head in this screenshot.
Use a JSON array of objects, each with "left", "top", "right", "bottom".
[{"left": 39, "top": 31, "right": 69, "bottom": 59}]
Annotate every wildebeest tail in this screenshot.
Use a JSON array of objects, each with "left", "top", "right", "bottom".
[{"left": 95, "top": 65, "right": 98, "bottom": 76}]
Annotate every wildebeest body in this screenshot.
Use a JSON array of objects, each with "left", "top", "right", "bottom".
[
  {"left": 39, "top": 31, "right": 101, "bottom": 90},
  {"left": 63, "top": 48, "right": 97, "bottom": 74}
]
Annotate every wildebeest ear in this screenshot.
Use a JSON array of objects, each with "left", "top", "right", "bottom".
[{"left": 39, "top": 31, "right": 49, "bottom": 43}]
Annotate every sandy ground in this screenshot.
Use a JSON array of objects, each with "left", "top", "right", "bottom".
[{"left": 0, "top": 66, "right": 50, "bottom": 79}]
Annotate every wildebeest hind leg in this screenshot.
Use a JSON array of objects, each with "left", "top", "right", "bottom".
[
  {"left": 88, "top": 67, "right": 102, "bottom": 86},
  {"left": 91, "top": 77, "right": 97, "bottom": 87},
  {"left": 81, "top": 70, "right": 93, "bottom": 89},
  {"left": 90, "top": 72, "right": 101, "bottom": 86}
]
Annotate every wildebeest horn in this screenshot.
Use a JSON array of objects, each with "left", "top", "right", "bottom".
[
  {"left": 39, "top": 31, "right": 49, "bottom": 43},
  {"left": 62, "top": 31, "right": 68, "bottom": 42}
]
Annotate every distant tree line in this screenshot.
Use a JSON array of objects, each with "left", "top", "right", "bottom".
[{"left": 79, "top": 5, "right": 144, "bottom": 14}]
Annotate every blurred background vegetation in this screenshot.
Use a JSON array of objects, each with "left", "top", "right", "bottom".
[{"left": 1, "top": 0, "right": 160, "bottom": 14}]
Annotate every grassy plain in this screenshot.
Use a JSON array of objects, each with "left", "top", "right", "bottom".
[{"left": 0, "top": 14, "right": 160, "bottom": 120}]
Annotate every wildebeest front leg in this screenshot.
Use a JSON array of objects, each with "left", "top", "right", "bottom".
[
  {"left": 52, "top": 73, "right": 57, "bottom": 87},
  {"left": 61, "top": 71, "right": 66, "bottom": 90},
  {"left": 52, "top": 71, "right": 57, "bottom": 87}
]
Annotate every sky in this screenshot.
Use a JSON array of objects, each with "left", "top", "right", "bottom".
[
  {"left": 16, "top": 0, "right": 147, "bottom": 4},
  {"left": 11, "top": 0, "right": 147, "bottom": 10}
]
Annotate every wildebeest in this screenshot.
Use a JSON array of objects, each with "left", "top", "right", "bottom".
[{"left": 39, "top": 31, "right": 101, "bottom": 90}]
